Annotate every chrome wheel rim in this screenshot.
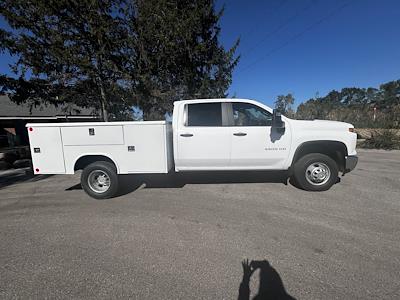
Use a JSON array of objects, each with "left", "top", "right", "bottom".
[
  {"left": 305, "top": 162, "right": 331, "bottom": 186},
  {"left": 87, "top": 170, "right": 110, "bottom": 193}
]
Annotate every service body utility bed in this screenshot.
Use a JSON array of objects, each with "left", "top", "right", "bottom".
[
  {"left": 26, "top": 99, "right": 358, "bottom": 198},
  {"left": 27, "top": 121, "right": 173, "bottom": 175}
]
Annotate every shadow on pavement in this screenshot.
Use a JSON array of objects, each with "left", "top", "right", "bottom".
[
  {"left": 66, "top": 170, "right": 290, "bottom": 197},
  {"left": 0, "top": 168, "right": 52, "bottom": 190},
  {"left": 238, "top": 259, "right": 296, "bottom": 300}
]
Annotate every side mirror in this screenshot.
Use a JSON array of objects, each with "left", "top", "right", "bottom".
[{"left": 272, "top": 109, "right": 285, "bottom": 133}]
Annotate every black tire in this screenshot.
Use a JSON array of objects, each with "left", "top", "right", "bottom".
[
  {"left": 292, "top": 153, "right": 338, "bottom": 191},
  {"left": 81, "top": 161, "right": 119, "bottom": 199}
]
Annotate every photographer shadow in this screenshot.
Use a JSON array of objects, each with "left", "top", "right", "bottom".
[{"left": 238, "top": 259, "right": 296, "bottom": 300}]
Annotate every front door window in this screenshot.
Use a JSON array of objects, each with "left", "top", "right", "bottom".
[{"left": 232, "top": 102, "right": 272, "bottom": 127}]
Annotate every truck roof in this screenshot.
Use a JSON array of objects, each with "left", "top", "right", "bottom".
[
  {"left": 173, "top": 98, "right": 273, "bottom": 112},
  {"left": 174, "top": 98, "right": 253, "bottom": 104}
]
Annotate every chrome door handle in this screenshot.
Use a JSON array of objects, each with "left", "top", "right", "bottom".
[
  {"left": 233, "top": 132, "right": 247, "bottom": 136},
  {"left": 180, "top": 133, "right": 193, "bottom": 137}
]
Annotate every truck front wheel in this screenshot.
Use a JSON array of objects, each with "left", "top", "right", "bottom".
[
  {"left": 81, "top": 161, "right": 119, "bottom": 199},
  {"left": 292, "top": 153, "right": 338, "bottom": 191}
]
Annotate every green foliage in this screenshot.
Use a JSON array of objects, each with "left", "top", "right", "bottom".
[
  {"left": 296, "top": 80, "right": 400, "bottom": 128},
  {"left": 0, "top": 0, "right": 239, "bottom": 121},
  {"left": 274, "top": 93, "right": 294, "bottom": 117},
  {"left": 132, "top": 0, "right": 239, "bottom": 119},
  {"left": 0, "top": 0, "right": 133, "bottom": 121},
  {"left": 360, "top": 130, "right": 400, "bottom": 150}
]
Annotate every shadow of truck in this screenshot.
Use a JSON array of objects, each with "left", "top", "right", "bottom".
[{"left": 66, "top": 170, "right": 291, "bottom": 197}]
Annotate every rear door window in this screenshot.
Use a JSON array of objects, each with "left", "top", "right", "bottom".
[{"left": 187, "top": 103, "right": 222, "bottom": 126}]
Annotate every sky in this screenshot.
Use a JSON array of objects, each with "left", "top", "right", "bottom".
[
  {"left": 0, "top": 0, "right": 399, "bottom": 108},
  {"left": 216, "top": 0, "right": 400, "bottom": 107}
]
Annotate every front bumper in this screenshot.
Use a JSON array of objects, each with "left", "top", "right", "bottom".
[{"left": 344, "top": 155, "right": 358, "bottom": 173}]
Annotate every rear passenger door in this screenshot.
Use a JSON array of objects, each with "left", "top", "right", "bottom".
[{"left": 175, "top": 102, "right": 231, "bottom": 170}]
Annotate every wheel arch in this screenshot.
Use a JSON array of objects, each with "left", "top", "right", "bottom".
[
  {"left": 290, "top": 140, "right": 348, "bottom": 173},
  {"left": 73, "top": 154, "right": 119, "bottom": 173}
]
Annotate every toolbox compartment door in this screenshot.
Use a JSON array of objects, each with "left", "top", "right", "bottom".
[
  {"left": 29, "top": 127, "right": 66, "bottom": 174},
  {"left": 61, "top": 126, "right": 124, "bottom": 146}
]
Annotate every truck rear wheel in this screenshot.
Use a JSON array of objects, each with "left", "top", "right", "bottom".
[
  {"left": 81, "top": 161, "right": 119, "bottom": 199},
  {"left": 292, "top": 153, "right": 338, "bottom": 191}
]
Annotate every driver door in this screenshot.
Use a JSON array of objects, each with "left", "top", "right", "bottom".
[{"left": 229, "top": 102, "right": 290, "bottom": 169}]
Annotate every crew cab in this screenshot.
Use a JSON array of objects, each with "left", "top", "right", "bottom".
[{"left": 27, "top": 99, "right": 358, "bottom": 198}]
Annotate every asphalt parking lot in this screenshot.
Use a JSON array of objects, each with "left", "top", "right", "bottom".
[{"left": 0, "top": 149, "right": 399, "bottom": 299}]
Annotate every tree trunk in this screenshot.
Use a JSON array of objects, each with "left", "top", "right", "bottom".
[
  {"left": 100, "top": 97, "right": 108, "bottom": 122},
  {"left": 98, "top": 79, "right": 108, "bottom": 122}
]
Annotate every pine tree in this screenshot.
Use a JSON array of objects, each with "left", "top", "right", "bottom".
[
  {"left": 0, "top": 0, "right": 133, "bottom": 121},
  {"left": 131, "top": 0, "right": 239, "bottom": 120},
  {"left": 0, "top": 0, "right": 239, "bottom": 121}
]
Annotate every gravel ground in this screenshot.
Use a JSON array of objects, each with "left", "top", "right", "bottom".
[{"left": 0, "top": 149, "right": 399, "bottom": 299}]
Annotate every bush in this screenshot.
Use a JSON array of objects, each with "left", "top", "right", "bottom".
[
  {"left": 13, "top": 159, "right": 32, "bottom": 169},
  {"left": 360, "top": 129, "right": 400, "bottom": 150},
  {"left": 0, "top": 152, "right": 19, "bottom": 164},
  {"left": 0, "top": 161, "right": 12, "bottom": 170}
]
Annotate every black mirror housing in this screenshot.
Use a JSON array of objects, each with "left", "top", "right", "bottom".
[{"left": 272, "top": 109, "right": 285, "bottom": 133}]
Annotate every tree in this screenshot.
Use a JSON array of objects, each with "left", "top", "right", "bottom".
[
  {"left": 0, "top": 0, "right": 133, "bottom": 121},
  {"left": 0, "top": 0, "right": 239, "bottom": 121},
  {"left": 274, "top": 93, "right": 294, "bottom": 117},
  {"left": 295, "top": 79, "right": 400, "bottom": 128},
  {"left": 380, "top": 80, "right": 400, "bottom": 107},
  {"left": 130, "top": 0, "right": 239, "bottom": 120}
]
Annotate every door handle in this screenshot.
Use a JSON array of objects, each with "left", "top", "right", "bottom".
[
  {"left": 180, "top": 133, "right": 194, "bottom": 137},
  {"left": 233, "top": 132, "right": 247, "bottom": 136}
]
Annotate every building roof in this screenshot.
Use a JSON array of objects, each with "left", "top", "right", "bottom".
[{"left": 0, "top": 95, "right": 99, "bottom": 119}]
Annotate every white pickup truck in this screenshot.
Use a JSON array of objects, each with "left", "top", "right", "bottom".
[{"left": 27, "top": 98, "right": 358, "bottom": 198}]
